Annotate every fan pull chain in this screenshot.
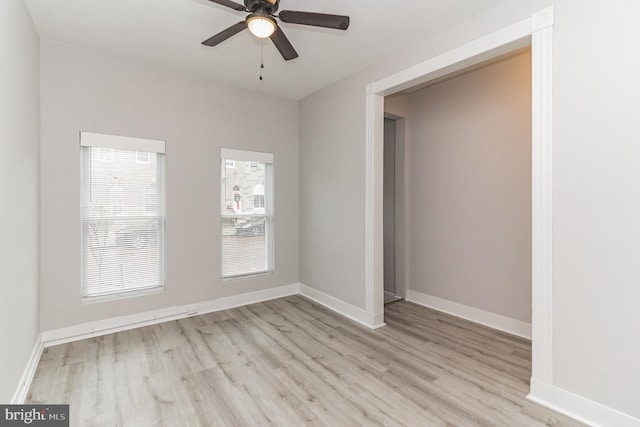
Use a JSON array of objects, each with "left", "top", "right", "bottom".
[{"left": 259, "top": 39, "right": 265, "bottom": 81}]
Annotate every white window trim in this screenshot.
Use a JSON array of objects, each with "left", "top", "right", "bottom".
[
  {"left": 221, "top": 148, "right": 273, "bottom": 164},
  {"left": 81, "top": 131, "right": 165, "bottom": 153}
]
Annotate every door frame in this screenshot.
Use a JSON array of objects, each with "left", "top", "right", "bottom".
[{"left": 364, "top": 7, "right": 554, "bottom": 390}]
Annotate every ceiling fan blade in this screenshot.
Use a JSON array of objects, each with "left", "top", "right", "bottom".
[
  {"left": 278, "top": 11, "right": 350, "bottom": 30},
  {"left": 270, "top": 26, "right": 298, "bottom": 61},
  {"left": 202, "top": 21, "right": 247, "bottom": 46},
  {"left": 207, "top": 0, "right": 246, "bottom": 12}
]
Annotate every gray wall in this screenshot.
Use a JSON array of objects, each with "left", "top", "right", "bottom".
[
  {"left": 299, "top": 0, "right": 640, "bottom": 419},
  {"left": 406, "top": 50, "right": 531, "bottom": 323},
  {"left": 299, "top": 81, "right": 366, "bottom": 307},
  {"left": 39, "top": 41, "right": 299, "bottom": 331},
  {"left": 0, "top": 0, "right": 40, "bottom": 402}
]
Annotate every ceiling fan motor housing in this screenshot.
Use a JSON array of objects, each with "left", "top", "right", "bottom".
[{"left": 244, "top": 0, "right": 279, "bottom": 14}]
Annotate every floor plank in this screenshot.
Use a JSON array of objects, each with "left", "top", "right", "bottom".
[{"left": 28, "top": 296, "right": 584, "bottom": 426}]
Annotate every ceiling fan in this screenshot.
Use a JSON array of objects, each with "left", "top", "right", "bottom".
[{"left": 202, "top": 0, "right": 350, "bottom": 61}]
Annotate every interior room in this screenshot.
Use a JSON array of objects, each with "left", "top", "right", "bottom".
[
  {"left": 2, "top": 0, "right": 640, "bottom": 425},
  {"left": 384, "top": 47, "right": 532, "bottom": 331}
]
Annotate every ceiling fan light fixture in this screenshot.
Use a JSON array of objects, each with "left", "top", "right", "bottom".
[
  {"left": 203, "top": 0, "right": 350, "bottom": 61},
  {"left": 247, "top": 13, "right": 276, "bottom": 38}
]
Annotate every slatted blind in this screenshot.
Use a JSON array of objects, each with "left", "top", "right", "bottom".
[
  {"left": 221, "top": 149, "right": 274, "bottom": 278},
  {"left": 81, "top": 132, "right": 166, "bottom": 299}
]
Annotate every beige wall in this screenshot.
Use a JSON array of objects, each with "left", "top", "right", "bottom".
[
  {"left": 299, "top": 0, "right": 640, "bottom": 419},
  {"left": 0, "top": 0, "right": 40, "bottom": 402},
  {"left": 39, "top": 41, "right": 299, "bottom": 331},
  {"left": 384, "top": 93, "right": 410, "bottom": 118},
  {"left": 406, "top": 50, "right": 532, "bottom": 323}
]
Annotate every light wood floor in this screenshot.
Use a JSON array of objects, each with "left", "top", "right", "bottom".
[{"left": 28, "top": 296, "right": 584, "bottom": 426}]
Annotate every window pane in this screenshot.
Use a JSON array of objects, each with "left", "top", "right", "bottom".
[
  {"left": 82, "top": 218, "right": 163, "bottom": 294},
  {"left": 221, "top": 151, "right": 273, "bottom": 278},
  {"left": 222, "top": 215, "right": 269, "bottom": 277},
  {"left": 81, "top": 146, "right": 165, "bottom": 299}
]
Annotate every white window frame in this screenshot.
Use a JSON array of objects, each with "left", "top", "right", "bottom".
[
  {"left": 220, "top": 148, "right": 274, "bottom": 279},
  {"left": 80, "top": 132, "right": 166, "bottom": 301}
]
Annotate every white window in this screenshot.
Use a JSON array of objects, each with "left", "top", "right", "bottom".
[
  {"left": 221, "top": 148, "right": 273, "bottom": 278},
  {"left": 80, "top": 132, "right": 166, "bottom": 300}
]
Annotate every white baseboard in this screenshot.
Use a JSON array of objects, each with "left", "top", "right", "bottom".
[
  {"left": 299, "top": 283, "right": 385, "bottom": 329},
  {"left": 406, "top": 289, "right": 532, "bottom": 339},
  {"left": 198, "top": 283, "right": 300, "bottom": 315},
  {"left": 529, "top": 379, "right": 640, "bottom": 427},
  {"left": 41, "top": 283, "right": 385, "bottom": 349},
  {"left": 41, "top": 283, "right": 300, "bottom": 346},
  {"left": 11, "top": 334, "right": 43, "bottom": 404}
]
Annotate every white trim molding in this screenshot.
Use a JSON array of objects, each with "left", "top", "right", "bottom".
[
  {"left": 300, "top": 283, "right": 385, "bottom": 329},
  {"left": 528, "top": 379, "right": 640, "bottom": 427},
  {"left": 531, "top": 7, "right": 554, "bottom": 32},
  {"left": 530, "top": 6, "right": 554, "bottom": 386},
  {"left": 365, "top": 4, "right": 554, "bottom": 403},
  {"left": 364, "top": 82, "right": 386, "bottom": 328},
  {"left": 220, "top": 147, "right": 273, "bottom": 164},
  {"left": 371, "top": 19, "right": 531, "bottom": 96},
  {"left": 407, "top": 290, "right": 531, "bottom": 339},
  {"left": 41, "top": 283, "right": 385, "bottom": 348},
  {"left": 80, "top": 131, "right": 165, "bottom": 153},
  {"left": 11, "top": 334, "right": 43, "bottom": 404},
  {"left": 42, "top": 284, "right": 300, "bottom": 346}
]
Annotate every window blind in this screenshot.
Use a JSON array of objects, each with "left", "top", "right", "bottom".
[
  {"left": 81, "top": 133, "right": 166, "bottom": 300},
  {"left": 221, "top": 149, "right": 274, "bottom": 278}
]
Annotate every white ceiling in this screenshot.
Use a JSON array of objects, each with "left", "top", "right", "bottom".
[{"left": 25, "top": 0, "right": 504, "bottom": 100}]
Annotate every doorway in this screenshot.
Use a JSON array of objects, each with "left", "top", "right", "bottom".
[
  {"left": 383, "top": 48, "right": 533, "bottom": 328},
  {"left": 364, "top": 8, "right": 555, "bottom": 392}
]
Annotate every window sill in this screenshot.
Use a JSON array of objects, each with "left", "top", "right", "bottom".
[
  {"left": 82, "top": 285, "right": 165, "bottom": 304},
  {"left": 222, "top": 270, "right": 274, "bottom": 282}
]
